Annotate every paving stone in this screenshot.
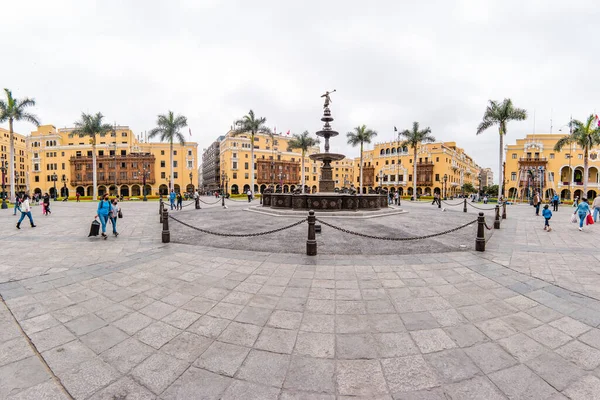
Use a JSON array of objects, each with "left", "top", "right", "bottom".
[
  {"left": 112, "top": 312, "right": 153, "bottom": 335},
  {"left": 294, "top": 332, "right": 335, "bottom": 358},
  {"left": 276, "top": 297, "right": 307, "bottom": 312},
  {"left": 80, "top": 325, "right": 128, "bottom": 354},
  {"left": 570, "top": 307, "right": 600, "bottom": 327},
  {"left": 255, "top": 327, "right": 297, "bottom": 354},
  {"left": 161, "top": 291, "right": 194, "bottom": 307},
  {"left": 64, "top": 313, "right": 107, "bottom": 336},
  {"left": 501, "top": 312, "right": 543, "bottom": 332},
  {"left": 194, "top": 341, "right": 250, "bottom": 376},
  {"left": 525, "top": 324, "right": 572, "bottom": 349},
  {"left": 88, "top": 376, "right": 155, "bottom": 400},
  {"left": 369, "top": 314, "right": 406, "bottom": 333},
  {"left": 391, "top": 387, "right": 446, "bottom": 400},
  {"left": 524, "top": 304, "right": 563, "bottom": 323},
  {"left": 136, "top": 321, "right": 181, "bottom": 349},
  {"left": 5, "top": 380, "right": 68, "bottom": 400},
  {"left": 279, "top": 390, "right": 335, "bottom": 400},
  {"left": 29, "top": 325, "right": 76, "bottom": 352},
  {"left": 248, "top": 294, "right": 279, "bottom": 309},
  {"left": 306, "top": 299, "right": 335, "bottom": 314},
  {"left": 284, "top": 356, "right": 335, "bottom": 393},
  {"left": 443, "top": 324, "right": 487, "bottom": 347},
  {"left": 206, "top": 302, "right": 245, "bottom": 320},
  {"left": 181, "top": 297, "right": 217, "bottom": 314},
  {"left": 139, "top": 300, "right": 176, "bottom": 319},
  {"left": 498, "top": 333, "right": 546, "bottom": 362},
  {"left": 94, "top": 303, "right": 132, "bottom": 323},
  {"left": 100, "top": 337, "right": 155, "bottom": 374},
  {"left": 336, "top": 314, "right": 369, "bottom": 333},
  {"left": 60, "top": 358, "right": 120, "bottom": 399},
  {"left": 237, "top": 349, "right": 289, "bottom": 387},
  {"left": 161, "top": 308, "right": 201, "bottom": 329},
  {"left": 51, "top": 305, "right": 89, "bottom": 324},
  {"left": 161, "top": 367, "right": 232, "bottom": 400},
  {"left": 0, "top": 337, "right": 31, "bottom": 368},
  {"left": 464, "top": 342, "right": 517, "bottom": 374},
  {"left": 267, "top": 310, "right": 303, "bottom": 329},
  {"left": 41, "top": 340, "right": 97, "bottom": 373},
  {"left": 550, "top": 316, "right": 592, "bottom": 337},
  {"left": 424, "top": 349, "right": 480, "bottom": 383},
  {"left": 488, "top": 364, "right": 560, "bottom": 400},
  {"left": 131, "top": 352, "right": 188, "bottom": 394},
  {"left": 19, "top": 314, "right": 60, "bottom": 335},
  {"left": 400, "top": 312, "right": 440, "bottom": 331},
  {"left": 374, "top": 332, "right": 419, "bottom": 357},
  {"left": 556, "top": 340, "right": 600, "bottom": 370},
  {"left": 187, "top": 315, "right": 231, "bottom": 338},
  {"left": 217, "top": 321, "right": 262, "bottom": 347},
  {"left": 410, "top": 328, "right": 456, "bottom": 354},
  {"left": 476, "top": 317, "right": 518, "bottom": 340},
  {"left": 381, "top": 355, "right": 439, "bottom": 393},
  {"left": 429, "top": 309, "right": 467, "bottom": 327},
  {"left": 234, "top": 305, "right": 273, "bottom": 326},
  {"left": 1, "top": 351, "right": 46, "bottom": 396},
  {"left": 525, "top": 352, "right": 585, "bottom": 391},
  {"left": 459, "top": 304, "right": 494, "bottom": 322},
  {"left": 300, "top": 313, "right": 335, "bottom": 333},
  {"left": 336, "top": 359, "right": 388, "bottom": 397},
  {"left": 579, "top": 328, "right": 600, "bottom": 350},
  {"left": 337, "top": 333, "right": 378, "bottom": 359},
  {"left": 443, "top": 376, "right": 505, "bottom": 400},
  {"left": 505, "top": 295, "right": 538, "bottom": 310},
  {"left": 563, "top": 375, "right": 600, "bottom": 400},
  {"left": 161, "top": 331, "right": 212, "bottom": 362},
  {"left": 221, "top": 379, "right": 280, "bottom": 400}
]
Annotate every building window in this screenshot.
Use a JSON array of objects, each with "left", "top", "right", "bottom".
[
  {"left": 578, "top": 154, "right": 583, "bottom": 159},
  {"left": 173, "top": 161, "right": 178, "bottom": 167},
  {"left": 565, "top": 154, "right": 571, "bottom": 159},
  {"left": 244, "top": 162, "right": 249, "bottom": 170},
  {"left": 408, "top": 174, "right": 412, "bottom": 181},
  {"left": 160, "top": 161, "right": 165, "bottom": 168},
  {"left": 62, "top": 163, "right": 65, "bottom": 170},
  {"left": 121, "top": 150, "right": 126, "bottom": 156},
  {"left": 232, "top": 162, "right": 237, "bottom": 169},
  {"left": 232, "top": 173, "right": 237, "bottom": 179},
  {"left": 245, "top": 173, "right": 249, "bottom": 179},
  {"left": 436, "top": 157, "right": 439, "bottom": 162},
  {"left": 188, "top": 150, "right": 192, "bottom": 156},
  {"left": 161, "top": 172, "right": 166, "bottom": 179},
  {"left": 161, "top": 150, "right": 164, "bottom": 155},
  {"left": 512, "top": 153, "right": 517, "bottom": 159},
  {"left": 187, "top": 160, "right": 193, "bottom": 169},
  {"left": 435, "top": 174, "right": 439, "bottom": 181},
  {"left": 121, "top": 132, "right": 127, "bottom": 137},
  {"left": 174, "top": 172, "right": 178, "bottom": 178},
  {"left": 511, "top": 172, "right": 516, "bottom": 181},
  {"left": 34, "top": 176, "right": 39, "bottom": 182},
  {"left": 173, "top": 150, "right": 177, "bottom": 155},
  {"left": 550, "top": 153, "right": 555, "bottom": 159}
]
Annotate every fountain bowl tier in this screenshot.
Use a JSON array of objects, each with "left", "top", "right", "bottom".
[
  {"left": 262, "top": 193, "right": 388, "bottom": 211},
  {"left": 309, "top": 153, "right": 346, "bottom": 162}
]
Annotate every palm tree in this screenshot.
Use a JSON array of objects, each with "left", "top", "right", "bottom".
[
  {"left": 476, "top": 98, "right": 527, "bottom": 198},
  {"left": 232, "top": 110, "right": 271, "bottom": 194},
  {"left": 70, "top": 113, "right": 113, "bottom": 201},
  {"left": 554, "top": 114, "right": 600, "bottom": 195},
  {"left": 347, "top": 125, "right": 377, "bottom": 194},
  {"left": 148, "top": 111, "right": 188, "bottom": 193},
  {"left": 0, "top": 89, "right": 40, "bottom": 201},
  {"left": 287, "top": 131, "right": 320, "bottom": 193},
  {"left": 399, "top": 122, "right": 436, "bottom": 200}
]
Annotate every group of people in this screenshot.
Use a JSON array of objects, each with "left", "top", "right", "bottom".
[
  {"left": 532, "top": 191, "right": 600, "bottom": 232},
  {"left": 168, "top": 189, "right": 200, "bottom": 210},
  {"left": 95, "top": 194, "right": 121, "bottom": 239},
  {"left": 13, "top": 192, "right": 54, "bottom": 229}
]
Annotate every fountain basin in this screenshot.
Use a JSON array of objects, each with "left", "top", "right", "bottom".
[
  {"left": 309, "top": 153, "right": 346, "bottom": 162},
  {"left": 262, "top": 193, "right": 387, "bottom": 211}
]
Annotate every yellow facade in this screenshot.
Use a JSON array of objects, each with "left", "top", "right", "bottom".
[
  {"left": 218, "top": 131, "right": 323, "bottom": 194},
  {"left": 27, "top": 124, "right": 198, "bottom": 198},
  {"left": 352, "top": 141, "right": 481, "bottom": 196},
  {"left": 0, "top": 127, "right": 29, "bottom": 196},
  {"left": 504, "top": 133, "right": 600, "bottom": 201}
]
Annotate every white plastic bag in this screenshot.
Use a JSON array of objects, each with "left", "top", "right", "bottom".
[{"left": 571, "top": 213, "right": 578, "bottom": 223}]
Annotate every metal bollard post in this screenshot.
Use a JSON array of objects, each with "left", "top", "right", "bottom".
[
  {"left": 502, "top": 201, "right": 506, "bottom": 220},
  {"left": 159, "top": 199, "right": 163, "bottom": 215},
  {"left": 463, "top": 198, "right": 467, "bottom": 213},
  {"left": 494, "top": 205, "right": 501, "bottom": 229},
  {"left": 476, "top": 212, "right": 485, "bottom": 251},
  {"left": 195, "top": 197, "right": 201, "bottom": 210},
  {"left": 162, "top": 209, "right": 170, "bottom": 243},
  {"left": 306, "top": 210, "right": 317, "bottom": 256},
  {"left": 222, "top": 195, "right": 226, "bottom": 208},
  {"left": 438, "top": 198, "right": 441, "bottom": 209},
  {"left": 159, "top": 201, "right": 164, "bottom": 223}
]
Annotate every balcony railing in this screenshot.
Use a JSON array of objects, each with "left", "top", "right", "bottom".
[
  {"left": 518, "top": 157, "right": 547, "bottom": 162},
  {"left": 417, "top": 162, "right": 434, "bottom": 167}
]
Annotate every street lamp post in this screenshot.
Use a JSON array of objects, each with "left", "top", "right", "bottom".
[
  {"left": 52, "top": 172, "right": 58, "bottom": 200},
  {"left": 0, "top": 158, "right": 7, "bottom": 209},
  {"left": 189, "top": 172, "right": 193, "bottom": 193},
  {"left": 221, "top": 172, "right": 227, "bottom": 208},
  {"left": 61, "top": 174, "right": 68, "bottom": 200},
  {"left": 443, "top": 174, "right": 448, "bottom": 200}
]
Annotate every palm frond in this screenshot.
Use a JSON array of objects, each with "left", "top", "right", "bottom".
[
  {"left": 19, "top": 112, "right": 41, "bottom": 127},
  {"left": 476, "top": 119, "right": 495, "bottom": 135},
  {"left": 553, "top": 136, "right": 572, "bottom": 152}
]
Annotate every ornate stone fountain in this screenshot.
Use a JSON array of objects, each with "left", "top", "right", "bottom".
[{"left": 262, "top": 92, "right": 387, "bottom": 211}]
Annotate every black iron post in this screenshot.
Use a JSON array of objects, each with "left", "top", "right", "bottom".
[
  {"left": 142, "top": 169, "right": 148, "bottom": 202},
  {"left": 476, "top": 212, "right": 485, "bottom": 252},
  {"left": 162, "top": 209, "right": 170, "bottom": 243},
  {"left": 438, "top": 195, "right": 441, "bottom": 209},
  {"left": 52, "top": 172, "right": 57, "bottom": 201},
  {"left": 306, "top": 210, "right": 317, "bottom": 256},
  {"left": 502, "top": 201, "right": 507, "bottom": 220},
  {"left": 494, "top": 205, "right": 501, "bottom": 229},
  {"left": 463, "top": 198, "right": 467, "bottom": 213},
  {"left": 195, "top": 197, "right": 200, "bottom": 209},
  {"left": 159, "top": 200, "right": 164, "bottom": 223}
]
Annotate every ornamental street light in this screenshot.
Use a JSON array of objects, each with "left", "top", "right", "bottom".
[
  {"left": 0, "top": 157, "right": 7, "bottom": 209},
  {"left": 443, "top": 174, "right": 448, "bottom": 200},
  {"left": 61, "top": 174, "right": 69, "bottom": 200},
  {"left": 52, "top": 172, "right": 58, "bottom": 200},
  {"left": 189, "top": 172, "right": 193, "bottom": 193},
  {"left": 221, "top": 172, "right": 228, "bottom": 208}
]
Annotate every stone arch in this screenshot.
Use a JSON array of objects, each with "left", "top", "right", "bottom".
[
  {"left": 560, "top": 189, "right": 570, "bottom": 200},
  {"left": 380, "top": 149, "right": 385, "bottom": 156},
  {"left": 144, "top": 185, "right": 151, "bottom": 197},
  {"left": 398, "top": 187, "right": 404, "bottom": 196},
  {"left": 424, "top": 187, "right": 431, "bottom": 196},
  {"left": 283, "top": 185, "right": 289, "bottom": 193},
  {"left": 120, "top": 185, "right": 129, "bottom": 197},
  {"left": 391, "top": 148, "right": 396, "bottom": 154},
  {"left": 259, "top": 184, "right": 266, "bottom": 193},
  {"left": 588, "top": 166, "right": 599, "bottom": 184},
  {"left": 243, "top": 184, "right": 250, "bottom": 193},
  {"left": 174, "top": 184, "right": 181, "bottom": 193},
  {"left": 587, "top": 190, "right": 596, "bottom": 199},
  {"left": 559, "top": 166, "right": 573, "bottom": 183},
  {"left": 231, "top": 184, "right": 239, "bottom": 195},
  {"left": 186, "top": 184, "right": 194, "bottom": 193},
  {"left": 434, "top": 187, "right": 441, "bottom": 195},
  {"left": 574, "top": 167, "right": 584, "bottom": 183},
  {"left": 131, "top": 185, "right": 141, "bottom": 196},
  {"left": 254, "top": 184, "right": 259, "bottom": 193},
  {"left": 407, "top": 187, "right": 413, "bottom": 195},
  {"left": 574, "top": 189, "right": 583, "bottom": 199},
  {"left": 508, "top": 187, "right": 517, "bottom": 198},
  {"left": 98, "top": 186, "right": 107, "bottom": 197},
  {"left": 109, "top": 185, "right": 117, "bottom": 196},
  {"left": 385, "top": 148, "right": 390, "bottom": 155},
  {"left": 86, "top": 186, "right": 93, "bottom": 196},
  {"left": 311, "top": 185, "right": 317, "bottom": 194},
  {"left": 34, "top": 187, "right": 42, "bottom": 195},
  {"left": 416, "top": 187, "right": 422, "bottom": 195},
  {"left": 75, "top": 186, "right": 84, "bottom": 196},
  {"left": 159, "top": 184, "right": 168, "bottom": 196},
  {"left": 290, "top": 185, "right": 296, "bottom": 192}
]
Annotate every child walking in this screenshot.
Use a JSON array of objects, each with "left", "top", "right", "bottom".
[{"left": 542, "top": 204, "right": 552, "bottom": 231}]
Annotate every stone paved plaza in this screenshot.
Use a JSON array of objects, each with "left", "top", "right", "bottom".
[{"left": 1, "top": 199, "right": 600, "bottom": 399}]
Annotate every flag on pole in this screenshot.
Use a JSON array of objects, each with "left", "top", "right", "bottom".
[
  {"left": 394, "top": 126, "right": 397, "bottom": 132},
  {"left": 189, "top": 128, "right": 192, "bottom": 137},
  {"left": 595, "top": 115, "right": 600, "bottom": 127},
  {"left": 286, "top": 130, "right": 290, "bottom": 135}
]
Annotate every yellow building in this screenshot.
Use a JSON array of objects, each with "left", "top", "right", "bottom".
[
  {"left": 0, "top": 127, "right": 29, "bottom": 197},
  {"left": 504, "top": 134, "right": 600, "bottom": 201},
  {"left": 27, "top": 124, "right": 198, "bottom": 198},
  {"left": 218, "top": 131, "right": 323, "bottom": 194},
  {"left": 351, "top": 141, "right": 482, "bottom": 196}
]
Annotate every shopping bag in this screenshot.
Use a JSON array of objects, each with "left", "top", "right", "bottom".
[
  {"left": 118, "top": 209, "right": 123, "bottom": 219},
  {"left": 88, "top": 220, "right": 101, "bottom": 237},
  {"left": 571, "top": 214, "right": 578, "bottom": 224},
  {"left": 586, "top": 214, "right": 594, "bottom": 225}
]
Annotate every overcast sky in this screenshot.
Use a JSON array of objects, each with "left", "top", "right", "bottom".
[{"left": 2, "top": 0, "right": 599, "bottom": 182}]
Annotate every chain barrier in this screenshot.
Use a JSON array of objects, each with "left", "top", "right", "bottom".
[
  {"left": 441, "top": 200, "right": 464, "bottom": 206},
  {"left": 314, "top": 218, "right": 477, "bottom": 241},
  {"left": 168, "top": 214, "right": 306, "bottom": 237},
  {"left": 180, "top": 200, "right": 196, "bottom": 208},
  {"left": 199, "top": 198, "right": 223, "bottom": 205},
  {"left": 226, "top": 197, "right": 252, "bottom": 203},
  {"left": 483, "top": 221, "right": 493, "bottom": 230},
  {"left": 467, "top": 202, "right": 499, "bottom": 211}
]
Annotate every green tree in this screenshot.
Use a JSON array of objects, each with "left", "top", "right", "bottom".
[
  {"left": 70, "top": 113, "right": 113, "bottom": 201},
  {"left": 346, "top": 125, "right": 378, "bottom": 194},
  {"left": 148, "top": 111, "right": 188, "bottom": 193},
  {"left": 399, "top": 122, "right": 435, "bottom": 200},
  {"left": 483, "top": 185, "right": 499, "bottom": 197},
  {"left": 287, "top": 131, "right": 320, "bottom": 193},
  {"left": 233, "top": 110, "right": 271, "bottom": 194},
  {"left": 0, "top": 89, "right": 40, "bottom": 201},
  {"left": 476, "top": 98, "right": 527, "bottom": 198},
  {"left": 554, "top": 114, "right": 600, "bottom": 195},
  {"left": 462, "top": 182, "right": 476, "bottom": 194}
]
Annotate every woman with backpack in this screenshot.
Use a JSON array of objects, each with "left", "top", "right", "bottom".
[{"left": 95, "top": 194, "right": 113, "bottom": 239}]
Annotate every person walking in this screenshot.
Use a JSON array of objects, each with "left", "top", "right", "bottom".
[
  {"left": 552, "top": 193, "right": 559, "bottom": 212},
  {"left": 95, "top": 194, "right": 113, "bottom": 239},
  {"left": 574, "top": 197, "right": 591, "bottom": 231},
  {"left": 533, "top": 191, "right": 541, "bottom": 216},
  {"left": 246, "top": 189, "right": 252, "bottom": 202},
  {"left": 16, "top": 194, "right": 36, "bottom": 229},
  {"left": 542, "top": 204, "right": 552, "bottom": 232},
  {"left": 394, "top": 191, "right": 399, "bottom": 205},
  {"left": 109, "top": 198, "right": 120, "bottom": 237},
  {"left": 169, "top": 189, "right": 176, "bottom": 210},
  {"left": 593, "top": 196, "right": 600, "bottom": 222},
  {"left": 76, "top": 192, "right": 80, "bottom": 202},
  {"left": 43, "top": 193, "right": 51, "bottom": 215},
  {"left": 13, "top": 193, "right": 22, "bottom": 216},
  {"left": 432, "top": 193, "right": 439, "bottom": 206},
  {"left": 176, "top": 192, "right": 183, "bottom": 210}
]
